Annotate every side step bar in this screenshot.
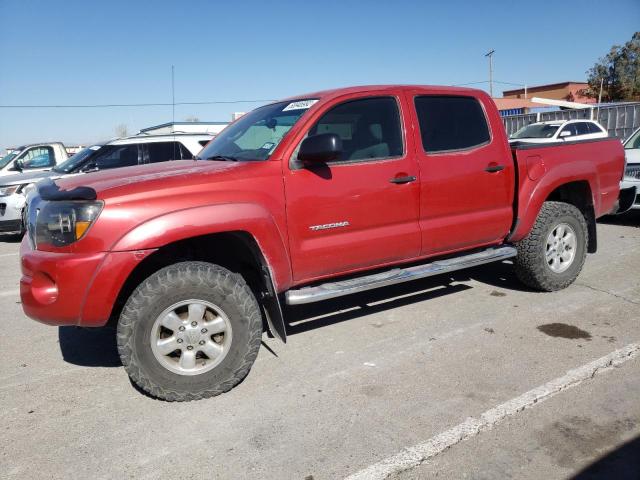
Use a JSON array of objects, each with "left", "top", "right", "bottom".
[{"left": 285, "top": 246, "right": 517, "bottom": 305}]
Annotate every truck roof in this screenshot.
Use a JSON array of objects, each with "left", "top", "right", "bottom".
[
  {"left": 9, "top": 142, "right": 65, "bottom": 150},
  {"left": 109, "top": 133, "right": 214, "bottom": 145},
  {"left": 280, "top": 84, "right": 486, "bottom": 103}
]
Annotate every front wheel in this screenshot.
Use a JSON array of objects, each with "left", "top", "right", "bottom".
[
  {"left": 514, "top": 201, "right": 588, "bottom": 291},
  {"left": 117, "top": 262, "right": 262, "bottom": 401}
]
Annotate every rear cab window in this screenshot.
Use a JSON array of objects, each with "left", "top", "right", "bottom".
[{"left": 414, "top": 96, "right": 490, "bottom": 153}]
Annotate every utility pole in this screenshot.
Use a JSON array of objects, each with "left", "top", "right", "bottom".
[
  {"left": 485, "top": 49, "right": 495, "bottom": 97},
  {"left": 596, "top": 77, "right": 604, "bottom": 123}
]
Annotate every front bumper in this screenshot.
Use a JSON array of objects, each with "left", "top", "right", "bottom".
[
  {"left": 0, "top": 193, "right": 26, "bottom": 233},
  {"left": 20, "top": 237, "right": 153, "bottom": 327},
  {"left": 620, "top": 178, "right": 640, "bottom": 210}
]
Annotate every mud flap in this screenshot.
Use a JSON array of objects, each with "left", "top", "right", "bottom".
[{"left": 261, "top": 265, "right": 287, "bottom": 343}]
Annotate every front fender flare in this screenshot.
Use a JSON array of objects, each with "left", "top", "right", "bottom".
[{"left": 110, "top": 203, "right": 292, "bottom": 342}]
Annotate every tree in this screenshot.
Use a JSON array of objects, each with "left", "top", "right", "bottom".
[
  {"left": 584, "top": 32, "right": 640, "bottom": 102},
  {"left": 115, "top": 124, "right": 129, "bottom": 137}
]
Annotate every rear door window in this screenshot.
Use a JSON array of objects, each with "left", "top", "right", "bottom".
[
  {"left": 414, "top": 96, "right": 490, "bottom": 153},
  {"left": 93, "top": 145, "right": 140, "bottom": 170},
  {"left": 587, "top": 123, "right": 603, "bottom": 134},
  {"left": 559, "top": 124, "right": 578, "bottom": 137},
  {"left": 145, "top": 142, "right": 185, "bottom": 163},
  {"left": 574, "top": 123, "right": 590, "bottom": 136},
  {"left": 179, "top": 143, "right": 195, "bottom": 159}
]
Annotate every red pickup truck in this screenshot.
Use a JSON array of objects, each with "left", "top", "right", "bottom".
[{"left": 20, "top": 85, "right": 627, "bottom": 401}]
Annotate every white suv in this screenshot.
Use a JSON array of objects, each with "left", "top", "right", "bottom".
[
  {"left": 0, "top": 133, "right": 212, "bottom": 235},
  {"left": 509, "top": 120, "right": 608, "bottom": 144}
]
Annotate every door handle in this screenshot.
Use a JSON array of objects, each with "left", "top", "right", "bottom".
[
  {"left": 390, "top": 175, "right": 417, "bottom": 184},
  {"left": 484, "top": 164, "right": 505, "bottom": 173}
]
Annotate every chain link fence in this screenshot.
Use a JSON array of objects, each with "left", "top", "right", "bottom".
[{"left": 502, "top": 102, "right": 640, "bottom": 141}]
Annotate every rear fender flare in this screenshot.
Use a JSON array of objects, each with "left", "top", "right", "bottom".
[{"left": 510, "top": 160, "right": 597, "bottom": 243}]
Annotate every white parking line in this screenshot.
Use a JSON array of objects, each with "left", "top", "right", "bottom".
[
  {"left": 345, "top": 342, "right": 640, "bottom": 480},
  {"left": 0, "top": 252, "right": 18, "bottom": 257},
  {"left": 0, "top": 289, "right": 20, "bottom": 297}
]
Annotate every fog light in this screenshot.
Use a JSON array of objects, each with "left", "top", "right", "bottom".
[{"left": 31, "top": 271, "right": 58, "bottom": 305}]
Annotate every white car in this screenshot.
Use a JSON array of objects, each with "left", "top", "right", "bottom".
[
  {"left": 621, "top": 127, "right": 640, "bottom": 210},
  {"left": 0, "top": 133, "right": 213, "bottom": 235},
  {"left": 0, "top": 142, "right": 69, "bottom": 176},
  {"left": 509, "top": 120, "right": 608, "bottom": 144}
]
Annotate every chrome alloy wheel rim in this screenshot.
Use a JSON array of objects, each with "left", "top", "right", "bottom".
[
  {"left": 545, "top": 223, "right": 577, "bottom": 273},
  {"left": 150, "top": 300, "right": 233, "bottom": 376}
]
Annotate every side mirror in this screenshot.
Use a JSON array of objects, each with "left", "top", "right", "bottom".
[
  {"left": 559, "top": 130, "right": 572, "bottom": 138},
  {"left": 298, "top": 133, "right": 343, "bottom": 165},
  {"left": 12, "top": 159, "right": 24, "bottom": 172},
  {"left": 80, "top": 161, "right": 98, "bottom": 173}
]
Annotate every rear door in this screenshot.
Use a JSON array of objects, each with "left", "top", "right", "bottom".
[
  {"left": 284, "top": 93, "right": 421, "bottom": 282},
  {"left": 407, "top": 92, "right": 515, "bottom": 255}
]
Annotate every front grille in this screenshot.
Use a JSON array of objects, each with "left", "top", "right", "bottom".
[
  {"left": 625, "top": 164, "right": 640, "bottom": 180},
  {"left": 0, "top": 203, "right": 5, "bottom": 216}
]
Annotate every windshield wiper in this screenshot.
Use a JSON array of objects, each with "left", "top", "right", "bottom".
[{"left": 202, "top": 155, "right": 238, "bottom": 162}]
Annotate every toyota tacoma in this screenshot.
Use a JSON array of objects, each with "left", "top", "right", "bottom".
[{"left": 20, "top": 85, "right": 633, "bottom": 400}]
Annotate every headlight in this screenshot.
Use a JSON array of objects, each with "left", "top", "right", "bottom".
[
  {"left": 22, "top": 183, "right": 37, "bottom": 197},
  {"left": 35, "top": 201, "right": 103, "bottom": 247},
  {"left": 0, "top": 185, "right": 21, "bottom": 196}
]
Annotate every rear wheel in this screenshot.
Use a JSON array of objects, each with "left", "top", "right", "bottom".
[
  {"left": 117, "top": 261, "right": 262, "bottom": 401},
  {"left": 514, "top": 201, "right": 588, "bottom": 291}
]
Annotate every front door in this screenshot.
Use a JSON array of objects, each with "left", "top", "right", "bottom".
[
  {"left": 407, "top": 92, "right": 515, "bottom": 255},
  {"left": 284, "top": 94, "right": 421, "bottom": 283}
]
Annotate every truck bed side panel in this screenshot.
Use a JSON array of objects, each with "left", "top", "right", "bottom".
[{"left": 509, "top": 138, "right": 624, "bottom": 243}]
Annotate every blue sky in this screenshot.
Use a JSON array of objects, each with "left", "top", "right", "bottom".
[{"left": 1, "top": 0, "right": 638, "bottom": 147}]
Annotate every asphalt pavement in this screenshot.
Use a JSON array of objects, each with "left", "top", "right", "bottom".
[{"left": 1, "top": 212, "right": 639, "bottom": 479}]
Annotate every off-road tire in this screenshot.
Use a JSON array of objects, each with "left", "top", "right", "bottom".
[
  {"left": 117, "top": 261, "right": 262, "bottom": 401},
  {"left": 514, "top": 201, "right": 588, "bottom": 291}
]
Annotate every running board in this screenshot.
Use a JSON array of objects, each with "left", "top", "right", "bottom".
[{"left": 285, "top": 246, "right": 517, "bottom": 305}]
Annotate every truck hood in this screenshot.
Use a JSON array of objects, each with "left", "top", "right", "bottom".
[
  {"left": 0, "top": 169, "right": 64, "bottom": 186},
  {"left": 53, "top": 160, "right": 252, "bottom": 200},
  {"left": 625, "top": 149, "right": 640, "bottom": 165}
]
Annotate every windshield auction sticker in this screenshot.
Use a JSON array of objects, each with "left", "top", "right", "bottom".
[{"left": 282, "top": 99, "right": 318, "bottom": 111}]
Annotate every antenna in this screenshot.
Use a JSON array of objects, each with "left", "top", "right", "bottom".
[
  {"left": 484, "top": 49, "right": 495, "bottom": 97},
  {"left": 171, "top": 65, "right": 175, "bottom": 125}
]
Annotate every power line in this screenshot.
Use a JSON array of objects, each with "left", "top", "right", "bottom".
[{"left": 0, "top": 99, "right": 277, "bottom": 109}]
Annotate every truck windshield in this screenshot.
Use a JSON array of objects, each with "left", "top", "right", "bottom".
[
  {"left": 0, "top": 151, "right": 19, "bottom": 169},
  {"left": 511, "top": 124, "right": 560, "bottom": 139},
  {"left": 53, "top": 145, "right": 102, "bottom": 173},
  {"left": 197, "top": 100, "right": 317, "bottom": 161}
]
